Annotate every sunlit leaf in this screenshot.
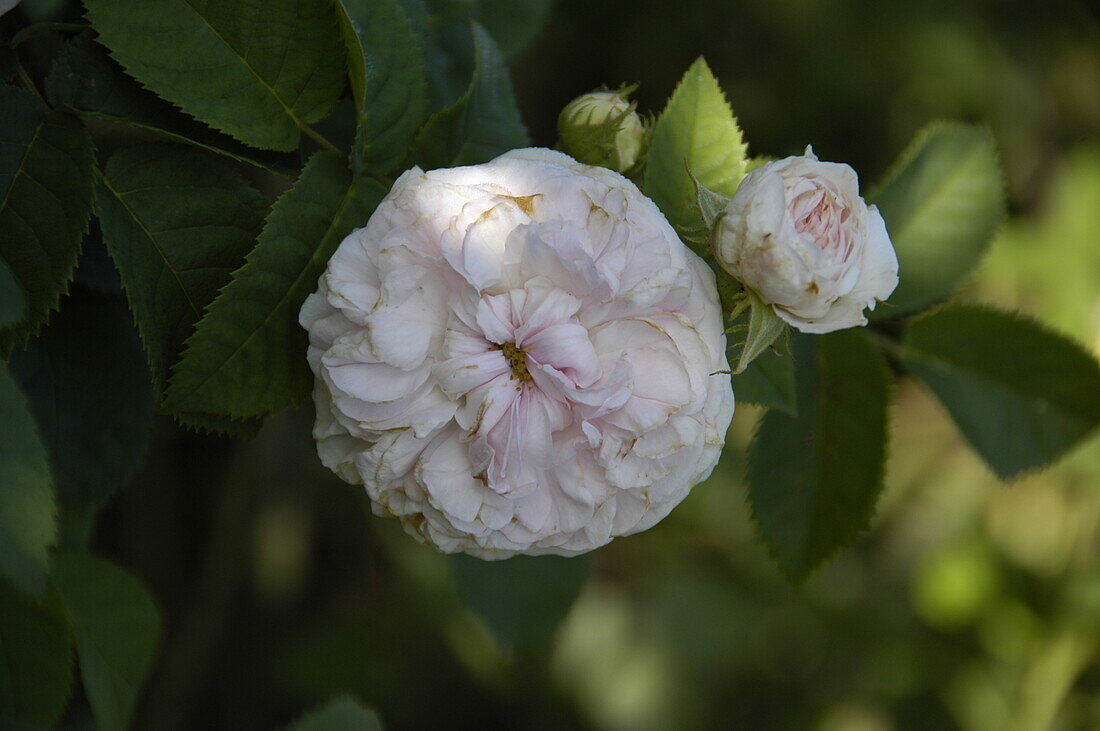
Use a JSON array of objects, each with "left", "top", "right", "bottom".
[{"left": 644, "top": 56, "right": 746, "bottom": 253}]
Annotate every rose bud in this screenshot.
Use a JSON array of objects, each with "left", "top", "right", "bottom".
[
  {"left": 300, "top": 149, "right": 734, "bottom": 559},
  {"left": 557, "top": 88, "right": 646, "bottom": 174},
  {"left": 713, "top": 147, "right": 899, "bottom": 333}
]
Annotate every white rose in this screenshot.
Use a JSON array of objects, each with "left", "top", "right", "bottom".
[
  {"left": 300, "top": 148, "right": 734, "bottom": 559},
  {"left": 713, "top": 147, "right": 899, "bottom": 333}
]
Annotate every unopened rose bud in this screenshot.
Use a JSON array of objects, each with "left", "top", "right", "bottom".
[
  {"left": 558, "top": 88, "right": 646, "bottom": 173},
  {"left": 713, "top": 147, "right": 899, "bottom": 334}
]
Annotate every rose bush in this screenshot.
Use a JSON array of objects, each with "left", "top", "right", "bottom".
[
  {"left": 713, "top": 148, "right": 899, "bottom": 333},
  {"left": 301, "top": 148, "right": 734, "bottom": 558}
]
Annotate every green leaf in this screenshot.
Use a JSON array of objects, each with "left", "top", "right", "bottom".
[
  {"left": 748, "top": 331, "right": 889, "bottom": 581},
  {"left": 0, "top": 86, "right": 95, "bottom": 352},
  {"left": 469, "top": 0, "right": 552, "bottom": 59},
  {"left": 175, "top": 410, "right": 263, "bottom": 440},
  {"left": 0, "top": 258, "right": 24, "bottom": 328},
  {"left": 0, "top": 365, "right": 56, "bottom": 599},
  {"left": 395, "top": 0, "right": 467, "bottom": 110},
  {"left": 691, "top": 172, "right": 731, "bottom": 230},
  {"left": 731, "top": 339, "right": 796, "bottom": 416},
  {"left": 407, "top": 22, "right": 529, "bottom": 169},
  {"left": 285, "top": 696, "right": 384, "bottom": 731},
  {"left": 450, "top": 554, "right": 589, "bottom": 650},
  {"left": 45, "top": 33, "right": 297, "bottom": 173},
  {"left": 731, "top": 288, "right": 786, "bottom": 374},
  {"left": 0, "top": 46, "right": 16, "bottom": 83},
  {"left": 52, "top": 552, "right": 161, "bottom": 731},
  {"left": 643, "top": 56, "right": 747, "bottom": 253},
  {"left": 869, "top": 123, "right": 1005, "bottom": 317},
  {"left": 899, "top": 304, "right": 1100, "bottom": 479},
  {"left": 0, "top": 580, "right": 73, "bottom": 727},
  {"left": 165, "top": 152, "right": 388, "bottom": 419},
  {"left": 10, "top": 290, "right": 154, "bottom": 517},
  {"left": 402, "top": 0, "right": 551, "bottom": 110},
  {"left": 94, "top": 143, "right": 267, "bottom": 435},
  {"left": 335, "top": 0, "right": 429, "bottom": 175},
  {"left": 84, "top": 0, "right": 346, "bottom": 151}
]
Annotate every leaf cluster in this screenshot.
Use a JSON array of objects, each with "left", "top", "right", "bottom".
[
  {"left": 639, "top": 61, "right": 1100, "bottom": 582},
  {"left": 0, "top": 0, "right": 537, "bottom": 725}
]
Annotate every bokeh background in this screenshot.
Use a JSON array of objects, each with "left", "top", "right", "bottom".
[{"left": 15, "top": 0, "right": 1100, "bottom": 728}]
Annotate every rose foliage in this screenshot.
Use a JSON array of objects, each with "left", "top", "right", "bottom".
[{"left": 2, "top": 2, "right": 1100, "bottom": 728}]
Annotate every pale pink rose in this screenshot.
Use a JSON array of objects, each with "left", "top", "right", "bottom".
[
  {"left": 713, "top": 147, "right": 899, "bottom": 333},
  {"left": 301, "top": 148, "right": 734, "bottom": 558}
]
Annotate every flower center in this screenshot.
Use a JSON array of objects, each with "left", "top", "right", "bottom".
[{"left": 497, "top": 342, "right": 532, "bottom": 385}]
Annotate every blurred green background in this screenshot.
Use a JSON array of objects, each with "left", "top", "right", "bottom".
[{"left": 18, "top": 0, "right": 1100, "bottom": 728}]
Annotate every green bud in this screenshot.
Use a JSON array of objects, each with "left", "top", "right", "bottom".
[{"left": 557, "top": 88, "right": 646, "bottom": 173}]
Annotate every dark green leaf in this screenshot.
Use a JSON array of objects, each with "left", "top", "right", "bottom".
[
  {"left": 450, "top": 554, "right": 589, "bottom": 650},
  {"left": 748, "top": 331, "right": 889, "bottom": 581},
  {"left": 174, "top": 410, "right": 263, "bottom": 440},
  {"left": 45, "top": 33, "right": 297, "bottom": 173},
  {"left": 285, "top": 696, "right": 384, "bottom": 731},
  {"left": 0, "top": 580, "right": 72, "bottom": 727},
  {"left": 0, "top": 365, "right": 56, "bottom": 598},
  {"left": 94, "top": 143, "right": 267, "bottom": 435},
  {"left": 869, "top": 123, "right": 1005, "bottom": 317},
  {"left": 407, "top": 0, "right": 471, "bottom": 110},
  {"left": 403, "top": 0, "right": 551, "bottom": 110},
  {"left": 72, "top": 228, "right": 122, "bottom": 294},
  {"left": 731, "top": 340, "right": 796, "bottom": 416},
  {"left": 10, "top": 290, "right": 154, "bottom": 517},
  {"left": 0, "top": 86, "right": 94, "bottom": 352},
  {"left": 408, "top": 23, "right": 528, "bottom": 170},
  {"left": 644, "top": 57, "right": 746, "bottom": 253},
  {"left": 0, "top": 258, "right": 24, "bottom": 328},
  {"left": 84, "top": 0, "right": 345, "bottom": 151},
  {"left": 335, "top": 0, "right": 429, "bottom": 175},
  {"left": 166, "top": 152, "right": 388, "bottom": 419},
  {"left": 469, "top": 0, "right": 553, "bottom": 59},
  {"left": 0, "top": 48, "right": 17, "bottom": 83},
  {"left": 899, "top": 304, "right": 1100, "bottom": 479},
  {"left": 52, "top": 552, "right": 161, "bottom": 731}
]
